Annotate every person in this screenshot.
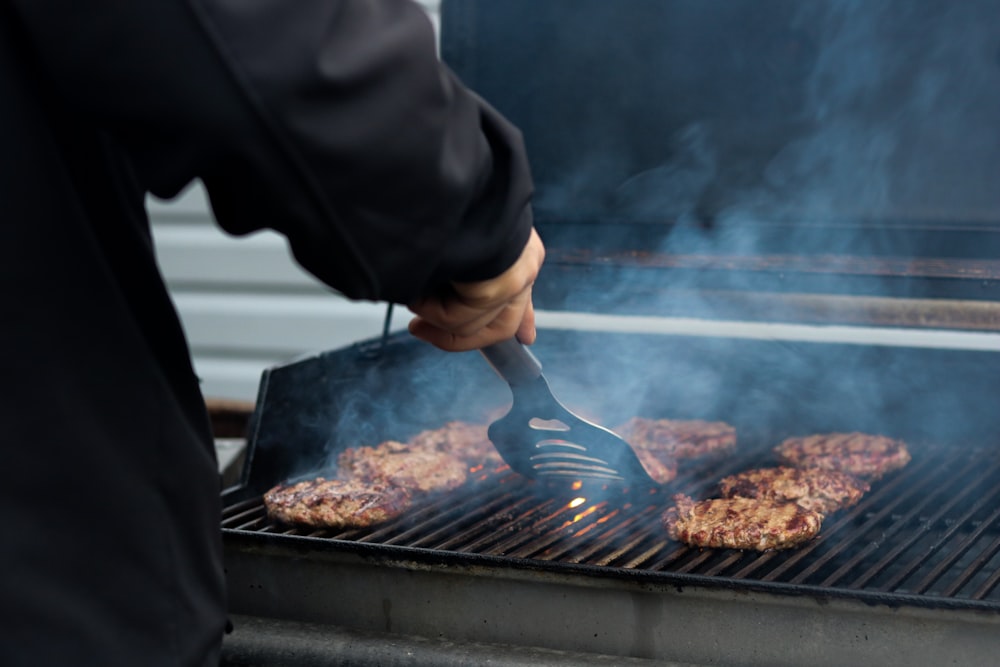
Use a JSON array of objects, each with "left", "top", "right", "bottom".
[{"left": 0, "top": 1, "right": 544, "bottom": 665}]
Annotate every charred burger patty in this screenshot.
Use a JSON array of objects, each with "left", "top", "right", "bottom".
[
  {"left": 337, "top": 439, "right": 468, "bottom": 493},
  {"left": 718, "top": 466, "right": 869, "bottom": 515},
  {"left": 774, "top": 432, "right": 911, "bottom": 480},
  {"left": 663, "top": 494, "right": 823, "bottom": 551},
  {"left": 266, "top": 436, "right": 470, "bottom": 528},
  {"left": 406, "top": 421, "right": 503, "bottom": 467},
  {"left": 263, "top": 477, "right": 413, "bottom": 528}
]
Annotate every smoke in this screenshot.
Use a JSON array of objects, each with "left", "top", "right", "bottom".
[
  {"left": 525, "top": 0, "right": 1000, "bottom": 228},
  {"left": 254, "top": 0, "right": 1000, "bottom": 488},
  {"left": 515, "top": 0, "right": 1000, "bottom": 441},
  {"left": 744, "top": 0, "right": 1000, "bottom": 225},
  {"left": 615, "top": 123, "right": 718, "bottom": 223}
]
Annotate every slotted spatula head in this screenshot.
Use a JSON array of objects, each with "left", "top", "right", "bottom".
[{"left": 480, "top": 339, "right": 657, "bottom": 486}]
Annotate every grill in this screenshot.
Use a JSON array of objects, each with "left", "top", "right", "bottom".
[
  {"left": 221, "top": 0, "right": 1000, "bottom": 663},
  {"left": 225, "top": 444, "right": 1000, "bottom": 604},
  {"left": 221, "top": 331, "right": 1000, "bottom": 665}
]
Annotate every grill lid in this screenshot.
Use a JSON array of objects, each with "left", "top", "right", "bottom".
[{"left": 441, "top": 0, "right": 1000, "bottom": 321}]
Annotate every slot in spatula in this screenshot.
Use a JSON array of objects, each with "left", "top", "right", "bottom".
[{"left": 480, "top": 338, "right": 657, "bottom": 486}]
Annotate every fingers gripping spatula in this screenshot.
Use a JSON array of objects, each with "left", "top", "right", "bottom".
[{"left": 480, "top": 339, "right": 657, "bottom": 486}]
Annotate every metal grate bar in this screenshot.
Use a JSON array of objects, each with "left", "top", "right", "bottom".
[
  {"left": 222, "top": 498, "right": 270, "bottom": 531},
  {"left": 620, "top": 540, "right": 672, "bottom": 569},
  {"left": 593, "top": 504, "right": 669, "bottom": 567},
  {"left": 646, "top": 545, "right": 692, "bottom": 571},
  {"left": 412, "top": 493, "right": 533, "bottom": 549},
  {"left": 563, "top": 508, "right": 652, "bottom": 564},
  {"left": 226, "top": 441, "right": 1000, "bottom": 606},
  {"left": 374, "top": 482, "right": 516, "bottom": 546},
  {"left": 941, "top": 530, "right": 1000, "bottom": 598},
  {"left": 231, "top": 514, "right": 269, "bottom": 532},
  {"left": 429, "top": 494, "right": 540, "bottom": 552},
  {"left": 593, "top": 531, "right": 656, "bottom": 567},
  {"left": 329, "top": 527, "right": 365, "bottom": 540},
  {"left": 451, "top": 496, "right": 564, "bottom": 554},
  {"left": 222, "top": 497, "right": 260, "bottom": 521},
  {"left": 480, "top": 498, "right": 570, "bottom": 556},
  {"left": 876, "top": 456, "right": 1000, "bottom": 593},
  {"left": 818, "top": 456, "right": 984, "bottom": 588},
  {"left": 909, "top": 501, "right": 1000, "bottom": 595},
  {"left": 704, "top": 552, "right": 749, "bottom": 578},
  {"left": 674, "top": 549, "right": 716, "bottom": 574},
  {"left": 542, "top": 509, "right": 631, "bottom": 560},
  {"left": 508, "top": 502, "right": 612, "bottom": 559},
  {"left": 536, "top": 506, "right": 625, "bottom": 561},
  {"left": 729, "top": 550, "right": 780, "bottom": 580},
  {"left": 971, "top": 550, "right": 1000, "bottom": 600}
]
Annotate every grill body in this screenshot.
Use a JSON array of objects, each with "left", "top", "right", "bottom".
[
  {"left": 223, "top": 330, "right": 1000, "bottom": 664},
  {"left": 223, "top": 535, "right": 1000, "bottom": 666}
]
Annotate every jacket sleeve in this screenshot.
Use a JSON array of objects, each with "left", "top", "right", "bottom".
[{"left": 10, "top": 0, "right": 533, "bottom": 303}]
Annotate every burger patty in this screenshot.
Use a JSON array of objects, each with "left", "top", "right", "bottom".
[
  {"left": 615, "top": 417, "right": 737, "bottom": 462},
  {"left": 718, "top": 466, "right": 869, "bottom": 515},
  {"left": 663, "top": 494, "right": 823, "bottom": 551},
  {"left": 337, "top": 439, "right": 469, "bottom": 493},
  {"left": 407, "top": 421, "right": 503, "bottom": 466},
  {"left": 633, "top": 448, "right": 678, "bottom": 484},
  {"left": 264, "top": 477, "right": 413, "bottom": 528},
  {"left": 773, "top": 432, "right": 911, "bottom": 480}
]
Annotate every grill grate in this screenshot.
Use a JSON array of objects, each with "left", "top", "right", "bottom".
[{"left": 222, "top": 441, "right": 1000, "bottom": 606}]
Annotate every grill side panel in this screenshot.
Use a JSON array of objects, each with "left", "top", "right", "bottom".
[{"left": 223, "top": 534, "right": 1000, "bottom": 666}]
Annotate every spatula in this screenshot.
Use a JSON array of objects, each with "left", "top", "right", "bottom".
[{"left": 480, "top": 338, "right": 657, "bottom": 486}]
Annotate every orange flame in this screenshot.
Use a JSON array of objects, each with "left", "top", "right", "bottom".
[
  {"left": 571, "top": 509, "right": 618, "bottom": 537},
  {"left": 572, "top": 505, "right": 601, "bottom": 523},
  {"left": 568, "top": 497, "right": 586, "bottom": 509}
]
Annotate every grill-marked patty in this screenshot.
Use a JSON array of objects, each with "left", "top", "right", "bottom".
[
  {"left": 337, "top": 440, "right": 469, "bottom": 493},
  {"left": 663, "top": 494, "right": 823, "bottom": 551},
  {"left": 718, "top": 466, "right": 869, "bottom": 515},
  {"left": 406, "top": 421, "right": 503, "bottom": 467},
  {"left": 264, "top": 477, "right": 413, "bottom": 528},
  {"left": 615, "top": 417, "right": 737, "bottom": 462},
  {"left": 266, "top": 439, "right": 469, "bottom": 528},
  {"left": 774, "top": 432, "right": 911, "bottom": 480}
]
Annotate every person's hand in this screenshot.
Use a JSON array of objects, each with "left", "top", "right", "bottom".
[{"left": 407, "top": 228, "right": 545, "bottom": 352}]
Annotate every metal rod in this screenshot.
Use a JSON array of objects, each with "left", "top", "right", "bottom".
[
  {"left": 942, "top": 530, "right": 1000, "bottom": 598},
  {"left": 912, "top": 502, "right": 1000, "bottom": 595},
  {"left": 875, "top": 453, "right": 1000, "bottom": 592},
  {"left": 226, "top": 442, "right": 1000, "bottom": 606},
  {"left": 429, "top": 494, "right": 538, "bottom": 552},
  {"left": 819, "top": 456, "right": 984, "bottom": 589},
  {"left": 970, "top": 550, "right": 1000, "bottom": 600}
]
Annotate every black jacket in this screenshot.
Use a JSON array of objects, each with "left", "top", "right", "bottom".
[{"left": 0, "top": 1, "right": 533, "bottom": 665}]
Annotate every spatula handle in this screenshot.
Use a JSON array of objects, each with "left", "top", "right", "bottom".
[{"left": 480, "top": 338, "right": 543, "bottom": 386}]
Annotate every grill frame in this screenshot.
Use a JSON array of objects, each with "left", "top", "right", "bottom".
[
  {"left": 223, "top": 527, "right": 1000, "bottom": 666},
  {"left": 223, "top": 328, "right": 1000, "bottom": 664},
  {"left": 224, "top": 439, "right": 1000, "bottom": 613}
]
